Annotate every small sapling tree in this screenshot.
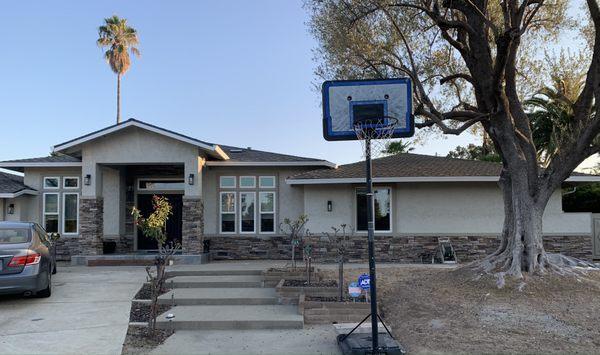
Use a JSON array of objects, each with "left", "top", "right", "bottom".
[
  {"left": 303, "top": 241, "right": 313, "bottom": 285},
  {"left": 280, "top": 214, "right": 309, "bottom": 268},
  {"left": 324, "top": 224, "right": 353, "bottom": 301},
  {"left": 132, "top": 195, "right": 180, "bottom": 332}
]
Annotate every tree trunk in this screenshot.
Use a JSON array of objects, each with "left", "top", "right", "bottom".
[{"left": 116, "top": 73, "right": 121, "bottom": 124}]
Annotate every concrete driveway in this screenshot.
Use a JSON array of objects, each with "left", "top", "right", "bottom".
[{"left": 0, "top": 265, "right": 146, "bottom": 355}]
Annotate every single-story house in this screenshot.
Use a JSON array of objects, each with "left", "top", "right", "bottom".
[{"left": 1, "top": 118, "right": 599, "bottom": 263}]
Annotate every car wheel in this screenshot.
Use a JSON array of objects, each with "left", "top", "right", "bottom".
[{"left": 37, "top": 270, "right": 52, "bottom": 298}]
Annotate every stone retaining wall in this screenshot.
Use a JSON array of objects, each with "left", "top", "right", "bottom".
[{"left": 206, "top": 234, "right": 593, "bottom": 263}]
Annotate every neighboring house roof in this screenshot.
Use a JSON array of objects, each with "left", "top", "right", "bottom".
[
  {"left": 286, "top": 153, "right": 600, "bottom": 184},
  {"left": 204, "top": 145, "right": 336, "bottom": 168},
  {"left": 0, "top": 172, "right": 37, "bottom": 198},
  {"left": 53, "top": 118, "right": 230, "bottom": 160}
]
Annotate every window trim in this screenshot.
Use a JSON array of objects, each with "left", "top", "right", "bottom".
[
  {"left": 63, "top": 176, "right": 80, "bottom": 189},
  {"left": 43, "top": 192, "right": 59, "bottom": 233},
  {"left": 239, "top": 176, "right": 256, "bottom": 189},
  {"left": 62, "top": 192, "right": 79, "bottom": 235},
  {"left": 239, "top": 191, "right": 257, "bottom": 234},
  {"left": 219, "top": 176, "right": 237, "bottom": 188},
  {"left": 259, "top": 191, "right": 276, "bottom": 234},
  {"left": 43, "top": 177, "right": 60, "bottom": 190},
  {"left": 219, "top": 191, "right": 237, "bottom": 234},
  {"left": 259, "top": 176, "right": 276, "bottom": 189},
  {"left": 355, "top": 186, "right": 393, "bottom": 233}
]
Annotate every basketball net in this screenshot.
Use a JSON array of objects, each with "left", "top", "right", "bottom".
[{"left": 353, "top": 116, "right": 400, "bottom": 158}]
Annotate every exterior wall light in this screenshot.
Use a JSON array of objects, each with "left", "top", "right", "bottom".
[
  {"left": 327, "top": 200, "right": 333, "bottom": 212},
  {"left": 188, "top": 174, "right": 195, "bottom": 185},
  {"left": 7, "top": 204, "right": 15, "bottom": 215},
  {"left": 84, "top": 174, "right": 91, "bottom": 186}
]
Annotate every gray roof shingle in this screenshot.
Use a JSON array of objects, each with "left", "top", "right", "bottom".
[
  {"left": 218, "top": 145, "right": 327, "bottom": 163},
  {"left": 0, "top": 172, "right": 34, "bottom": 194},
  {"left": 1, "top": 155, "right": 81, "bottom": 164}
]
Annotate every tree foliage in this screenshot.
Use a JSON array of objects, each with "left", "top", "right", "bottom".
[
  {"left": 97, "top": 15, "right": 140, "bottom": 76},
  {"left": 447, "top": 143, "right": 501, "bottom": 162},
  {"left": 382, "top": 140, "right": 415, "bottom": 154}
]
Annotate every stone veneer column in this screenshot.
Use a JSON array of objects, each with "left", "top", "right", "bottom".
[
  {"left": 79, "top": 197, "right": 104, "bottom": 255},
  {"left": 182, "top": 198, "right": 204, "bottom": 254}
]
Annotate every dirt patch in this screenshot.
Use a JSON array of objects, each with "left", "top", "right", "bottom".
[
  {"left": 121, "top": 326, "right": 174, "bottom": 355},
  {"left": 284, "top": 279, "right": 337, "bottom": 287},
  {"left": 321, "top": 266, "right": 600, "bottom": 354},
  {"left": 129, "top": 302, "right": 172, "bottom": 323},
  {"left": 133, "top": 284, "right": 171, "bottom": 300}
]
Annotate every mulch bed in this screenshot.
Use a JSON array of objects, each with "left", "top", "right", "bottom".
[
  {"left": 284, "top": 279, "right": 337, "bottom": 287},
  {"left": 129, "top": 302, "right": 172, "bottom": 323},
  {"left": 133, "top": 284, "right": 171, "bottom": 300},
  {"left": 305, "top": 295, "right": 369, "bottom": 302},
  {"left": 121, "top": 326, "right": 174, "bottom": 355}
]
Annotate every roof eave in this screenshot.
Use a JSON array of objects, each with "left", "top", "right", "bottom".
[
  {"left": 0, "top": 189, "right": 38, "bottom": 198},
  {"left": 287, "top": 175, "right": 600, "bottom": 185},
  {"left": 0, "top": 162, "right": 83, "bottom": 173}
]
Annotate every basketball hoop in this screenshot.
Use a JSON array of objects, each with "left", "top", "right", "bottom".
[{"left": 353, "top": 116, "right": 400, "bottom": 158}]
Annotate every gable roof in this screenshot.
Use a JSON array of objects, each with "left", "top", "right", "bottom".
[
  {"left": 53, "top": 118, "right": 230, "bottom": 160},
  {"left": 287, "top": 153, "right": 600, "bottom": 184},
  {"left": 0, "top": 172, "right": 37, "bottom": 198}
]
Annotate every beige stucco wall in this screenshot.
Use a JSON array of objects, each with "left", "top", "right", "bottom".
[
  {"left": 0, "top": 196, "right": 35, "bottom": 222},
  {"left": 102, "top": 166, "right": 121, "bottom": 237},
  {"left": 301, "top": 182, "right": 591, "bottom": 236},
  {"left": 202, "top": 166, "right": 308, "bottom": 236}
]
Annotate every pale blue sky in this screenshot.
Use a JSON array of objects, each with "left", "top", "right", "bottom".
[{"left": 0, "top": 0, "right": 522, "bottom": 165}]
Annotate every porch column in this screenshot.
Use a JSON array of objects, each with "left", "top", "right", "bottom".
[
  {"left": 182, "top": 157, "right": 205, "bottom": 254},
  {"left": 79, "top": 162, "right": 103, "bottom": 255}
]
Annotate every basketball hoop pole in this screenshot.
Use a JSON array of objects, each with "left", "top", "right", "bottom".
[{"left": 364, "top": 137, "right": 379, "bottom": 352}]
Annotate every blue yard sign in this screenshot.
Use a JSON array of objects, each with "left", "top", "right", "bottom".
[{"left": 358, "top": 273, "right": 370, "bottom": 290}]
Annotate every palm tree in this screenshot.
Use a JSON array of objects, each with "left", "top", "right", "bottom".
[
  {"left": 382, "top": 140, "right": 414, "bottom": 155},
  {"left": 97, "top": 15, "right": 140, "bottom": 124}
]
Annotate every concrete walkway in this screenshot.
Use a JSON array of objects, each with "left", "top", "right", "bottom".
[{"left": 0, "top": 265, "right": 146, "bottom": 355}]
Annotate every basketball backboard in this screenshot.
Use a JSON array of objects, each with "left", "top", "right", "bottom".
[{"left": 322, "top": 78, "right": 413, "bottom": 141}]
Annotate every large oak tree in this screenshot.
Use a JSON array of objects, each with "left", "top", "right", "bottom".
[{"left": 307, "top": 0, "right": 600, "bottom": 278}]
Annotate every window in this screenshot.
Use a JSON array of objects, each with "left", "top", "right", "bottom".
[
  {"left": 220, "top": 192, "right": 236, "bottom": 233},
  {"left": 259, "top": 176, "right": 276, "bottom": 188},
  {"left": 62, "top": 193, "right": 79, "bottom": 234},
  {"left": 220, "top": 176, "right": 236, "bottom": 188},
  {"left": 240, "top": 192, "right": 256, "bottom": 233},
  {"left": 43, "top": 193, "right": 59, "bottom": 233},
  {"left": 44, "top": 177, "right": 59, "bottom": 189},
  {"left": 239, "top": 176, "right": 256, "bottom": 188},
  {"left": 63, "top": 177, "right": 80, "bottom": 189},
  {"left": 0, "top": 228, "right": 30, "bottom": 244},
  {"left": 138, "top": 179, "right": 185, "bottom": 191},
  {"left": 259, "top": 192, "right": 275, "bottom": 233},
  {"left": 356, "top": 187, "right": 392, "bottom": 232}
]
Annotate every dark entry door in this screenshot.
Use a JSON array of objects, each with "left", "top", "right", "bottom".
[{"left": 136, "top": 194, "right": 183, "bottom": 250}]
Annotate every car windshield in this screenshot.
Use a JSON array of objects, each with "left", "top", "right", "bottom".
[{"left": 0, "top": 228, "right": 30, "bottom": 244}]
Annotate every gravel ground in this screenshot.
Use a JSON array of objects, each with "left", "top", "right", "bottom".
[
  {"left": 321, "top": 266, "right": 600, "bottom": 354},
  {"left": 129, "top": 302, "right": 172, "bottom": 323},
  {"left": 133, "top": 284, "right": 171, "bottom": 300},
  {"left": 122, "top": 327, "right": 174, "bottom": 355},
  {"left": 284, "top": 279, "right": 337, "bottom": 287}
]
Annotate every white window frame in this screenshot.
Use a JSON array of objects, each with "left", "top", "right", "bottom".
[
  {"left": 43, "top": 193, "right": 59, "bottom": 233},
  {"left": 239, "top": 191, "right": 256, "bottom": 234},
  {"left": 43, "top": 177, "right": 60, "bottom": 190},
  {"left": 219, "top": 176, "right": 237, "bottom": 188},
  {"left": 355, "top": 186, "right": 393, "bottom": 233},
  {"left": 239, "top": 176, "right": 256, "bottom": 189},
  {"left": 63, "top": 176, "right": 80, "bottom": 189},
  {"left": 62, "top": 192, "right": 79, "bottom": 235},
  {"left": 259, "top": 176, "right": 276, "bottom": 188},
  {"left": 259, "top": 191, "right": 276, "bottom": 234},
  {"left": 219, "top": 191, "right": 237, "bottom": 234}
]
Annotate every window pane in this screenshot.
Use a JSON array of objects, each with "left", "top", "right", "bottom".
[
  {"left": 45, "top": 215, "right": 58, "bottom": 233},
  {"left": 374, "top": 188, "right": 391, "bottom": 231},
  {"left": 64, "top": 194, "right": 78, "bottom": 233},
  {"left": 240, "top": 176, "right": 256, "bottom": 188},
  {"left": 220, "top": 176, "right": 236, "bottom": 188},
  {"left": 64, "top": 178, "right": 79, "bottom": 188},
  {"left": 221, "top": 214, "right": 235, "bottom": 232},
  {"left": 0, "top": 229, "right": 30, "bottom": 244},
  {"left": 240, "top": 193, "right": 255, "bottom": 232},
  {"left": 44, "top": 177, "right": 59, "bottom": 189},
  {"left": 260, "top": 192, "right": 274, "bottom": 212},
  {"left": 259, "top": 176, "right": 275, "bottom": 188},
  {"left": 221, "top": 193, "right": 235, "bottom": 213},
  {"left": 44, "top": 194, "right": 58, "bottom": 213},
  {"left": 356, "top": 191, "right": 368, "bottom": 231},
  {"left": 139, "top": 180, "right": 184, "bottom": 190},
  {"left": 260, "top": 213, "right": 274, "bottom": 233}
]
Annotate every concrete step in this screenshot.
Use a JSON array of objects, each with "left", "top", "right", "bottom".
[
  {"left": 166, "top": 269, "right": 263, "bottom": 277},
  {"left": 167, "top": 275, "right": 263, "bottom": 288},
  {"left": 158, "top": 288, "right": 278, "bottom": 305},
  {"left": 156, "top": 305, "right": 304, "bottom": 330}
]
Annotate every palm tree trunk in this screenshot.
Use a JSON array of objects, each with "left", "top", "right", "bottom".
[{"left": 116, "top": 73, "right": 121, "bottom": 124}]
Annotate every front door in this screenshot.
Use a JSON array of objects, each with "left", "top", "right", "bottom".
[
  {"left": 136, "top": 194, "right": 183, "bottom": 250},
  {"left": 594, "top": 215, "right": 600, "bottom": 260}
]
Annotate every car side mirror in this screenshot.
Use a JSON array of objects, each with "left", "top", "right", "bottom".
[{"left": 50, "top": 233, "right": 61, "bottom": 241}]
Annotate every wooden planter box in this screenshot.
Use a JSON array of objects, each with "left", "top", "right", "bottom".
[
  {"left": 299, "top": 294, "right": 373, "bottom": 324},
  {"left": 275, "top": 279, "right": 337, "bottom": 304},
  {"left": 262, "top": 267, "right": 319, "bottom": 287}
]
